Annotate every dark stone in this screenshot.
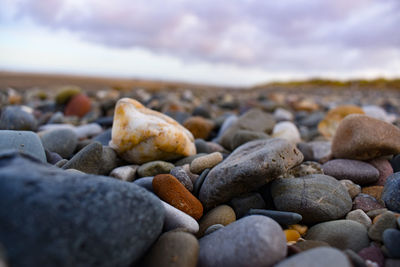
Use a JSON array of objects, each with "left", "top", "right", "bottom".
[
  {"left": 354, "top": 193, "right": 384, "bottom": 213},
  {"left": 231, "top": 130, "right": 270, "bottom": 150},
  {"left": 45, "top": 149, "right": 63, "bottom": 164},
  {"left": 229, "top": 193, "right": 266, "bottom": 218},
  {"left": 358, "top": 245, "right": 385, "bottom": 267},
  {"left": 344, "top": 249, "right": 368, "bottom": 267},
  {"left": 0, "top": 153, "right": 164, "bottom": 267},
  {"left": 92, "top": 128, "right": 112, "bottom": 146},
  {"left": 62, "top": 142, "right": 103, "bottom": 174},
  {"left": 94, "top": 116, "right": 113, "bottom": 127},
  {"left": 193, "top": 169, "right": 210, "bottom": 197},
  {"left": 170, "top": 166, "right": 193, "bottom": 192},
  {"left": 296, "top": 142, "right": 314, "bottom": 161},
  {"left": 382, "top": 172, "right": 400, "bottom": 212},
  {"left": 192, "top": 106, "right": 211, "bottom": 119},
  {"left": 391, "top": 154, "right": 400, "bottom": 172},
  {"left": 383, "top": 229, "right": 400, "bottom": 258},
  {"left": 133, "top": 177, "right": 154, "bottom": 192},
  {"left": 174, "top": 153, "right": 207, "bottom": 166},
  {"left": 0, "top": 106, "right": 38, "bottom": 131},
  {"left": 246, "top": 209, "right": 302, "bottom": 225}
]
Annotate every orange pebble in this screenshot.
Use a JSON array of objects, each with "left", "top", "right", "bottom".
[
  {"left": 152, "top": 174, "right": 203, "bottom": 220},
  {"left": 284, "top": 229, "right": 301, "bottom": 242},
  {"left": 64, "top": 93, "right": 91, "bottom": 118},
  {"left": 288, "top": 224, "right": 308, "bottom": 236}
]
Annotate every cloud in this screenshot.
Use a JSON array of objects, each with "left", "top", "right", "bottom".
[{"left": 3, "top": 0, "right": 400, "bottom": 75}]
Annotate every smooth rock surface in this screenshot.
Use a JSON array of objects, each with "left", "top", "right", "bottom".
[
  {"left": 383, "top": 228, "right": 400, "bottom": 258},
  {"left": 199, "top": 215, "right": 286, "bottom": 267},
  {"left": 272, "top": 121, "right": 301, "bottom": 144},
  {"left": 369, "top": 158, "right": 393, "bottom": 186},
  {"left": 190, "top": 152, "right": 223, "bottom": 174},
  {"left": 137, "top": 160, "right": 175, "bottom": 177},
  {"left": 0, "top": 106, "right": 37, "bottom": 131},
  {"left": 40, "top": 128, "right": 78, "bottom": 158},
  {"left": 162, "top": 201, "right": 199, "bottom": 234},
  {"left": 368, "top": 211, "right": 397, "bottom": 241},
  {"left": 198, "top": 205, "right": 236, "bottom": 237},
  {"left": 229, "top": 193, "right": 266, "bottom": 218},
  {"left": 170, "top": 166, "right": 193, "bottom": 191},
  {"left": 110, "top": 165, "right": 138, "bottom": 182},
  {"left": 199, "top": 138, "right": 303, "bottom": 210},
  {"left": 346, "top": 209, "right": 372, "bottom": 228},
  {"left": 340, "top": 179, "right": 361, "bottom": 199},
  {"left": 382, "top": 172, "right": 400, "bottom": 212}
]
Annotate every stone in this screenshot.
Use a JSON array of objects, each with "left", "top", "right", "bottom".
[
  {"left": 140, "top": 231, "right": 199, "bottom": 267},
  {"left": 340, "top": 179, "right": 361, "bottom": 199},
  {"left": 161, "top": 201, "right": 199, "bottom": 234},
  {"left": 64, "top": 93, "right": 92, "bottom": 118},
  {"left": 344, "top": 249, "right": 368, "bottom": 267},
  {"left": 382, "top": 173, "right": 400, "bottom": 212},
  {"left": 294, "top": 240, "right": 330, "bottom": 252},
  {"left": 273, "top": 108, "right": 293, "bottom": 122},
  {"left": 322, "top": 159, "right": 379, "bottom": 185},
  {"left": 0, "top": 153, "right": 164, "bottom": 267},
  {"left": 318, "top": 105, "right": 365, "bottom": 139},
  {"left": 363, "top": 105, "right": 395, "bottom": 123},
  {"left": 0, "top": 106, "right": 37, "bottom": 131},
  {"left": 386, "top": 259, "right": 400, "bottom": 267},
  {"left": 229, "top": 193, "right": 266, "bottom": 219},
  {"left": 298, "top": 111, "right": 325, "bottom": 128},
  {"left": 175, "top": 153, "right": 207, "bottom": 166},
  {"left": 204, "top": 224, "right": 224, "bottom": 235},
  {"left": 153, "top": 174, "right": 203, "bottom": 220},
  {"left": 45, "top": 149, "right": 63, "bottom": 164},
  {"left": 271, "top": 174, "right": 352, "bottom": 224},
  {"left": 247, "top": 209, "right": 303, "bottom": 225},
  {"left": 391, "top": 154, "right": 400, "bottom": 172},
  {"left": 362, "top": 186, "right": 384, "bottom": 203},
  {"left": 383, "top": 228, "right": 400, "bottom": 258},
  {"left": 331, "top": 115, "right": 400, "bottom": 160},
  {"left": 198, "top": 215, "right": 286, "bottom": 267},
  {"left": 219, "top": 108, "right": 275, "bottom": 150},
  {"left": 0, "top": 130, "right": 46, "bottom": 163},
  {"left": 198, "top": 205, "right": 236, "bottom": 237},
  {"left": 306, "top": 220, "right": 370, "bottom": 252},
  {"left": 190, "top": 152, "right": 223, "bottom": 174},
  {"left": 284, "top": 229, "right": 301, "bottom": 242},
  {"left": 199, "top": 138, "right": 303, "bottom": 210},
  {"left": 367, "top": 209, "right": 388, "bottom": 219},
  {"left": 110, "top": 98, "right": 196, "bottom": 164},
  {"left": 110, "top": 165, "right": 138, "bottom": 182},
  {"left": 231, "top": 130, "right": 269, "bottom": 150},
  {"left": 133, "top": 177, "right": 154, "bottom": 192},
  {"left": 358, "top": 246, "right": 385, "bottom": 267},
  {"left": 369, "top": 158, "right": 393, "bottom": 186},
  {"left": 296, "top": 142, "right": 314, "bottom": 161},
  {"left": 55, "top": 85, "right": 81, "bottom": 105},
  {"left": 275, "top": 247, "right": 352, "bottom": 267},
  {"left": 283, "top": 161, "right": 323, "bottom": 178},
  {"left": 368, "top": 211, "right": 397, "bottom": 241},
  {"left": 137, "top": 160, "right": 175, "bottom": 177},
  {"left": 307, "top": 141, "right": 332, "bottom": 163},
  {"left": 288, "top": 224, "right": 308, "bottom": 236},
  {"left": 354, "top": 194, "right": 383, "bottom": 213},
  {"left": 214, "top": 115, "right": 237, "bottom": 143},
  {"left": 75, "top": 123, "right": 103, "bottom": 139},
  {"left": 346, "top": 209, "right": 372, "bottom": 228},
  {"left": 182, "top": 164, "right": 199, "bottom": 183},
  {"left": 62, "top": 142, "right": 103, "bottom": 174},
  {"left": 272, "top": 121, "right": 301, "bottom": 144},
  {"left": 195, "top": 139, "right": 211, "bottom": 154},
  {"left": 192, "top": 106, "right": 211, "bottom": 119},
  {"left": 170, "top": 166, "right": 193, "bottom": 191},
  {"left": 40, "top": 128, "right": 78, "bottom": 158},
  {"left": 183, "top": 116, "right": 214, "bottom": 140},
  {"left": 92, "top": 128, "right": 112, "bottom": 146}
]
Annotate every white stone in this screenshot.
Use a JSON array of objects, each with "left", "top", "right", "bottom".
[
  {"left": 272, "top": 121, "right": 301, "bottom": 144},
  {"left": 162, "top": 201, "right": 199, "bottom": 234},
  {"left": 362, "top": 105, "right": 396, "bottom": 123},
  {"left": 110, "top": 165, "right": 138, "bottom": 182},
  {"left": 273, "top": 108, "right": 293, "bottom": 122},
  {"left": 346, "top": 209, "right": 372, "bottom": 229}
]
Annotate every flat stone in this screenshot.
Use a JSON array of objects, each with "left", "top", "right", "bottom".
[
  {"left": 62, "top": 142, "right": 103, "bottom": 174},
  {"left": 137, "top": 160, "right": 175, "bottom": 177},
  {"left": 204, "top": 224, "right": 224, "bottom": 235},
  {"left": 271, "top": 174, "right": 352, "bottom": 224},
  {"left": 382, "top": 172, "right": 400, "bottom": 212},
  {"left": 331, "top": 114, "right": 400, "bottom": 160},
  {"left": 198, "top": 215, "right": 286, "bottom": 267},
  {"left": 199, "top": 138, "right": 303, "bottom": 210},
  {"left": 183, "top": 116, "right": 214, "bottom": 140},
  {"left": 0, "top": 130, "right": 46, "bottom": 163},
  {"left": 231, "top": 130, "right": 270, "bottom": 150},
  {"left": 283, "top": 161, "right": 323, "bottom": 178},
  {"left": 322, "top": 159, "right": 379, "bottom": 185},
  {"left": 272, "top": 121, "right": 301, "bottom": 144},
  {"left": 190, "top": 152, "right": 223, "bottom": 174},
  {"left": 307, "top": 141, "right": 332, "bottom": 163},
  {"left": 133, "top": 177, "right": 154, "bottom": 192},
  {"left": 92, "top": 128, "right": 112, "bottom": 146},
  {"left": 353, "top": 194, "right": 383, "bottom": 213},
  {"left": 294, "top": 240, "right": 330, "bottom": 252},
  {"left": 275, "top": 247, "right": 352, "bottom": 267},
  {"left": 306, "top": 220, "right": 370, "bottom": 252},
  {"left": 369, "top": 158, "right": 393, "bottom": 186},
  {"left": 162, "top": 201, "right": 199, "bottom": 234},
  {"left": 174, "top": 153, "right": 207, "bottom": 166},
  {"left": 0, "top": 153, "right": 164, "bottom": 267}
]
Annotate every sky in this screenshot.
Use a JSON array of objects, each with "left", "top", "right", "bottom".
[{"left": 0, "top": 0, "right": 399, "bottom": 86}]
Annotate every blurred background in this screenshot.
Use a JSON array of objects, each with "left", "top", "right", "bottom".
[{"left": 0, "top": 0, "right": 399, "bottom": 87}]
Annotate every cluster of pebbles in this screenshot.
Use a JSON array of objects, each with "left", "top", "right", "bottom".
[{"left": 1, "top": 85, "right": 400, "bottom": 267}]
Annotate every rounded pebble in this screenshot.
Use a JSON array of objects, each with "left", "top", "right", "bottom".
[
  {"left": 190, "top": 152, "right": 223, "bottom": 174},
  {"left": 198, "top": 205, "right": 236, "bottom": 237},
  {"left": 137, "top": 160, "right": 175, "bottom": 177}
]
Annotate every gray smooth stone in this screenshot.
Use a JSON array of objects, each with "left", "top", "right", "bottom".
[
  {"left": 204, "top": 224, "right": 224, "bottom": 236},
  {"left": 133, "top": 177, "right": 154, "bottom": 192},
  {"left": 199, "top": 138, "right": 303, "bottom": 210},
  {"left": 275, "top": 247, "right": 352, "bottom": 267},
  {"left": 247, "top": 209, "right": 302, "bottom": 225},
  {"left": 62, "top": 142, "right": 103, "bottom": 174},
  {"left": 0, "top": 106, "right": 37, "bottom": 131},
  {"left": 199, "top": 215, "right": 286, "bottom": 267},
  {"left": 0, "top": 153, "right": 164, "bottom": 267},
  {"left": 271, "top": 174, "right": 352, "bottom": 224},
  {"left": 92, "top": 128, "right": 112, "bottom": 146},
  {"left": 40, "top": 128, "right": 78, "bottom": 158},
  {"left": 162, "top": 201, "right": 199, "bottom": 234},
  {"left": 0, "top": 130, "right": 46, "bottom": 163},
  {"left": 229, "top": 193, "right": 266, "bottom": 218}
]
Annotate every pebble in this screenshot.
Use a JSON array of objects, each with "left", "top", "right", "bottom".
[
  {"left": 288, "top": 224, "right": 308, "bottom": 236},
  {"left": 137, "top": 160, "right": 175, "bottom": 177},
  {"left": 363, "top": 105, "right": 395, "bottom": 123},
  {"left": 204, "top": 224, "right": 224, "bottom": 235},
  {"left": 0, "top": 130, "right": 46, "bottom": 163},
  {"left": 296, "top": 142, "right": 314, "bottom": 161},
  {"left": 192, "top": 106, "right": 211, "bottom": 118},
  {"left": 74, "top": 123, "right": 103, "bottom": 139},
  {"left": 214, "top": 114, "right": 237, "bottom": 143},
  {"left": 109, "top": 98, "right": 196, "bottom": 164},
  {"left": 346, "top": 209, "right": 372, "bottom": 228},
  {"left": 92, "top": 128, "right": 112, "bottom": 145},
  {"left": 358, "top": 246, "right": 385, "bottom": 267},
  {"left": 340, "top": 180, "right": 361, "bottom": 198},
  {"left": 141, "top": 231, "right": 199, "bottom": 267},
  {"left": 367, "top": 208, "right": 388, "bottom": 219},
  {"left": 195, "top": 139, "right": 211, "bottom": 153},
  {"left": 64, "top": 93, "right": 92, "bottom": 117},
  {"left": 344, "top": 249, "right": 368, "bottom": 267},
  {"left": 183, "top": 116, "right": 214, "bottom": 140},
  {"left": 272, "top": 121, "right": 301, "bottom": 144},
  {"left": 229, "top": 193, "right": 266, "bottom": 219},
  {"left": 369, "top": 158, "right": 393, "bottom": 186},
  {"left": 362, "top": 186, "right": 384, "bottom": 203},
  {"left": 271, "top": 174, "right": 352, "bottom": 223},
  {"left": 170, "top": 166, "right": 193, "bottom": 191},
  {"left": 193, "top": 168, "right": 209, "bottom": 196},
  {"left": 133, "top": 177, "right": 154, "bottom": 192},
  {"left": 283, "top": 161, "right": 323, "bottom": 178},
  {"left": 382, "top": 172, "right": 400, "bottom": 212},
  {"left": 322, "top": 159, "right": 379, "bottom": 185},
  {"left": 0, "top": 105, "right": 38, "bottom": 131},
  {"left": 109, "top": 165, "right": 138, "bottom": 182},
  {"left": 39, "top": 128, "right": 78, "bottom": 158},
  {"left": 219, "top": 108, "right": 275, "bottom": 150},
  {"left": 152, "top": 174, "right": 203, "bottom": 220},
  {"left": 354, "top": 193, "right": 383, "bottom": 213},
  {"left": 198, "top": 215, "right": 286, "bottom": 267},
  {"left": 61, "top": 142, "right": 103, "bottom": 174},
  {"left": 0, "top": 153, "right": 164, "bottom": 266},
  {"left": 45, "top": 149, "right": 63, "bottom": 164},
  {"left": 293, "top": 240, "right": 330, "bottom": 252},
  {"left": 273, "top": 108, "right": 294, "bottom": 122},
  {"left": 161, "top": 201, "right": 199, "bottom": 234},
  {"left": 190, "top": 152, "right": 223, "bottom": 174},
  {"left": 284, "top": 229, "right": 301, "bottom": 242},
  {"left": 368, "top": 211, "right": 397, "bottom": 242},
  {"left": 385, "top": 259, "right": 400, "bottom": 267},
  {"left": 275, "top": 247, "right": 352, "bottom": 267},
  {"left": 198, "top": 205, "right": 236, "bottom": 237},
  {"left": 383, "top": 228, "right": 400, "bottom": 258},
  {"left": 199, "top": 138, "right": 303, "bottom": 210},
  {"left": 331, "top": 114, "right": 400, "bottom": 160},
  {"left": 391, "top": 154, "right": 400, "bottom": 172},
  {"left": 306, "top": 220, "right": 370, "bottom": 252},
  {"left": 247, "top": 209, "right": 302, "bottom": 225},
  {"left": 307, "top": 140, "right": 332, "bottom": 163},
  {"left": 231, "top": 130, "right": 269, "bottom": 150},
  {"left": 55, "top": 85, "right": 81, "bottom": 105},
  {"left": 175, "top": 153, "right": 207, "bottom": 166},
  {"left": 182, "top": 164, "right": 199, "bottom": 183}
]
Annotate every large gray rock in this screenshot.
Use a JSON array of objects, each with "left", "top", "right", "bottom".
[
  {"left": 0, "top": 153, "right": 164, "bottom": 267},
  {"left": 199, "top": 215, "right": 286, "bottom": 267},
  {"left": 306, "top": 220, "right": 370, "bottom": 252},
  {"left": 271, "top": 174, "right": 352, "bottom": 224},
  {"left": 0, "top": 130, "right": 46, "bottom": 163},
  {"left": 199, "top": 138, "right": 303, "bottom": 210},
  {"left": 275, "top": 247, "right": 352, "bottom": 267}
]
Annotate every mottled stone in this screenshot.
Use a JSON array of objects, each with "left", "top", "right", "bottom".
[
  {"left": 137, "top": 160, "right": 175, "bottom": 177},
  {"left": 358, "top": 246, "right": 385, "bottom": 267},
  {"left": 368, "top": 211, "right": 397, "bottom": 242},
  {"left": 200, "top": 138, "right": 303, "bottom": 210},
  {"left": 383, "top": 228, "right": 400, "bottom": 258},
  {"left": 369, "top": 158, "right": 393, "bottom": 186},
  {"left": 198, "top": 205, "right": 236, "bottom": 237},
  {"left": 382, "top": 172, "right": 400, "bottom": 213},
  {"left": 282, "top": 161, "right": 323, "bottom": 178},
  {"left": 110, "top": 98, "right": 196, "bottom": 164},
  {"left": 272, "top": 121, "right": 301, "bottom": 144},
  {"left": 353, "top": 194, "right": 383, "bottom": 213},
  {"left": 362, "top": 186, "right": 384, "bottom": 203}
]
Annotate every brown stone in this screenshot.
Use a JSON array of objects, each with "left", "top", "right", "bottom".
[
  {"left": 64, "top": 93, "right": 91, "bottom": 118},
  {"left": 198, "top": 205, "right": 236, "bottom": 237},
  {"left": 362, "top": 186, "right": 384, "bottom": 202},
  {"left": 183, "top": 116, "right": 214, "bottom": 140}
]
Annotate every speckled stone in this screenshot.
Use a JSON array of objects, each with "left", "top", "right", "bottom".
[
  {"left": 170, "top": 166, "right": 193, "bottom": 191},
  {"left": 282, "top": 161, "right": 323, "bottom": 178},
  {"left": 137, "top": 161, "right": 175, "bottom": 177},
  {"left": 368, "top": 211, "right": 397, "bottom": 242},
  {"left": 358, "top": 245, "right": 385, "bottom": 267},
  {"left": 353, "top": 194, "right": 383, "bottom": 213}
]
